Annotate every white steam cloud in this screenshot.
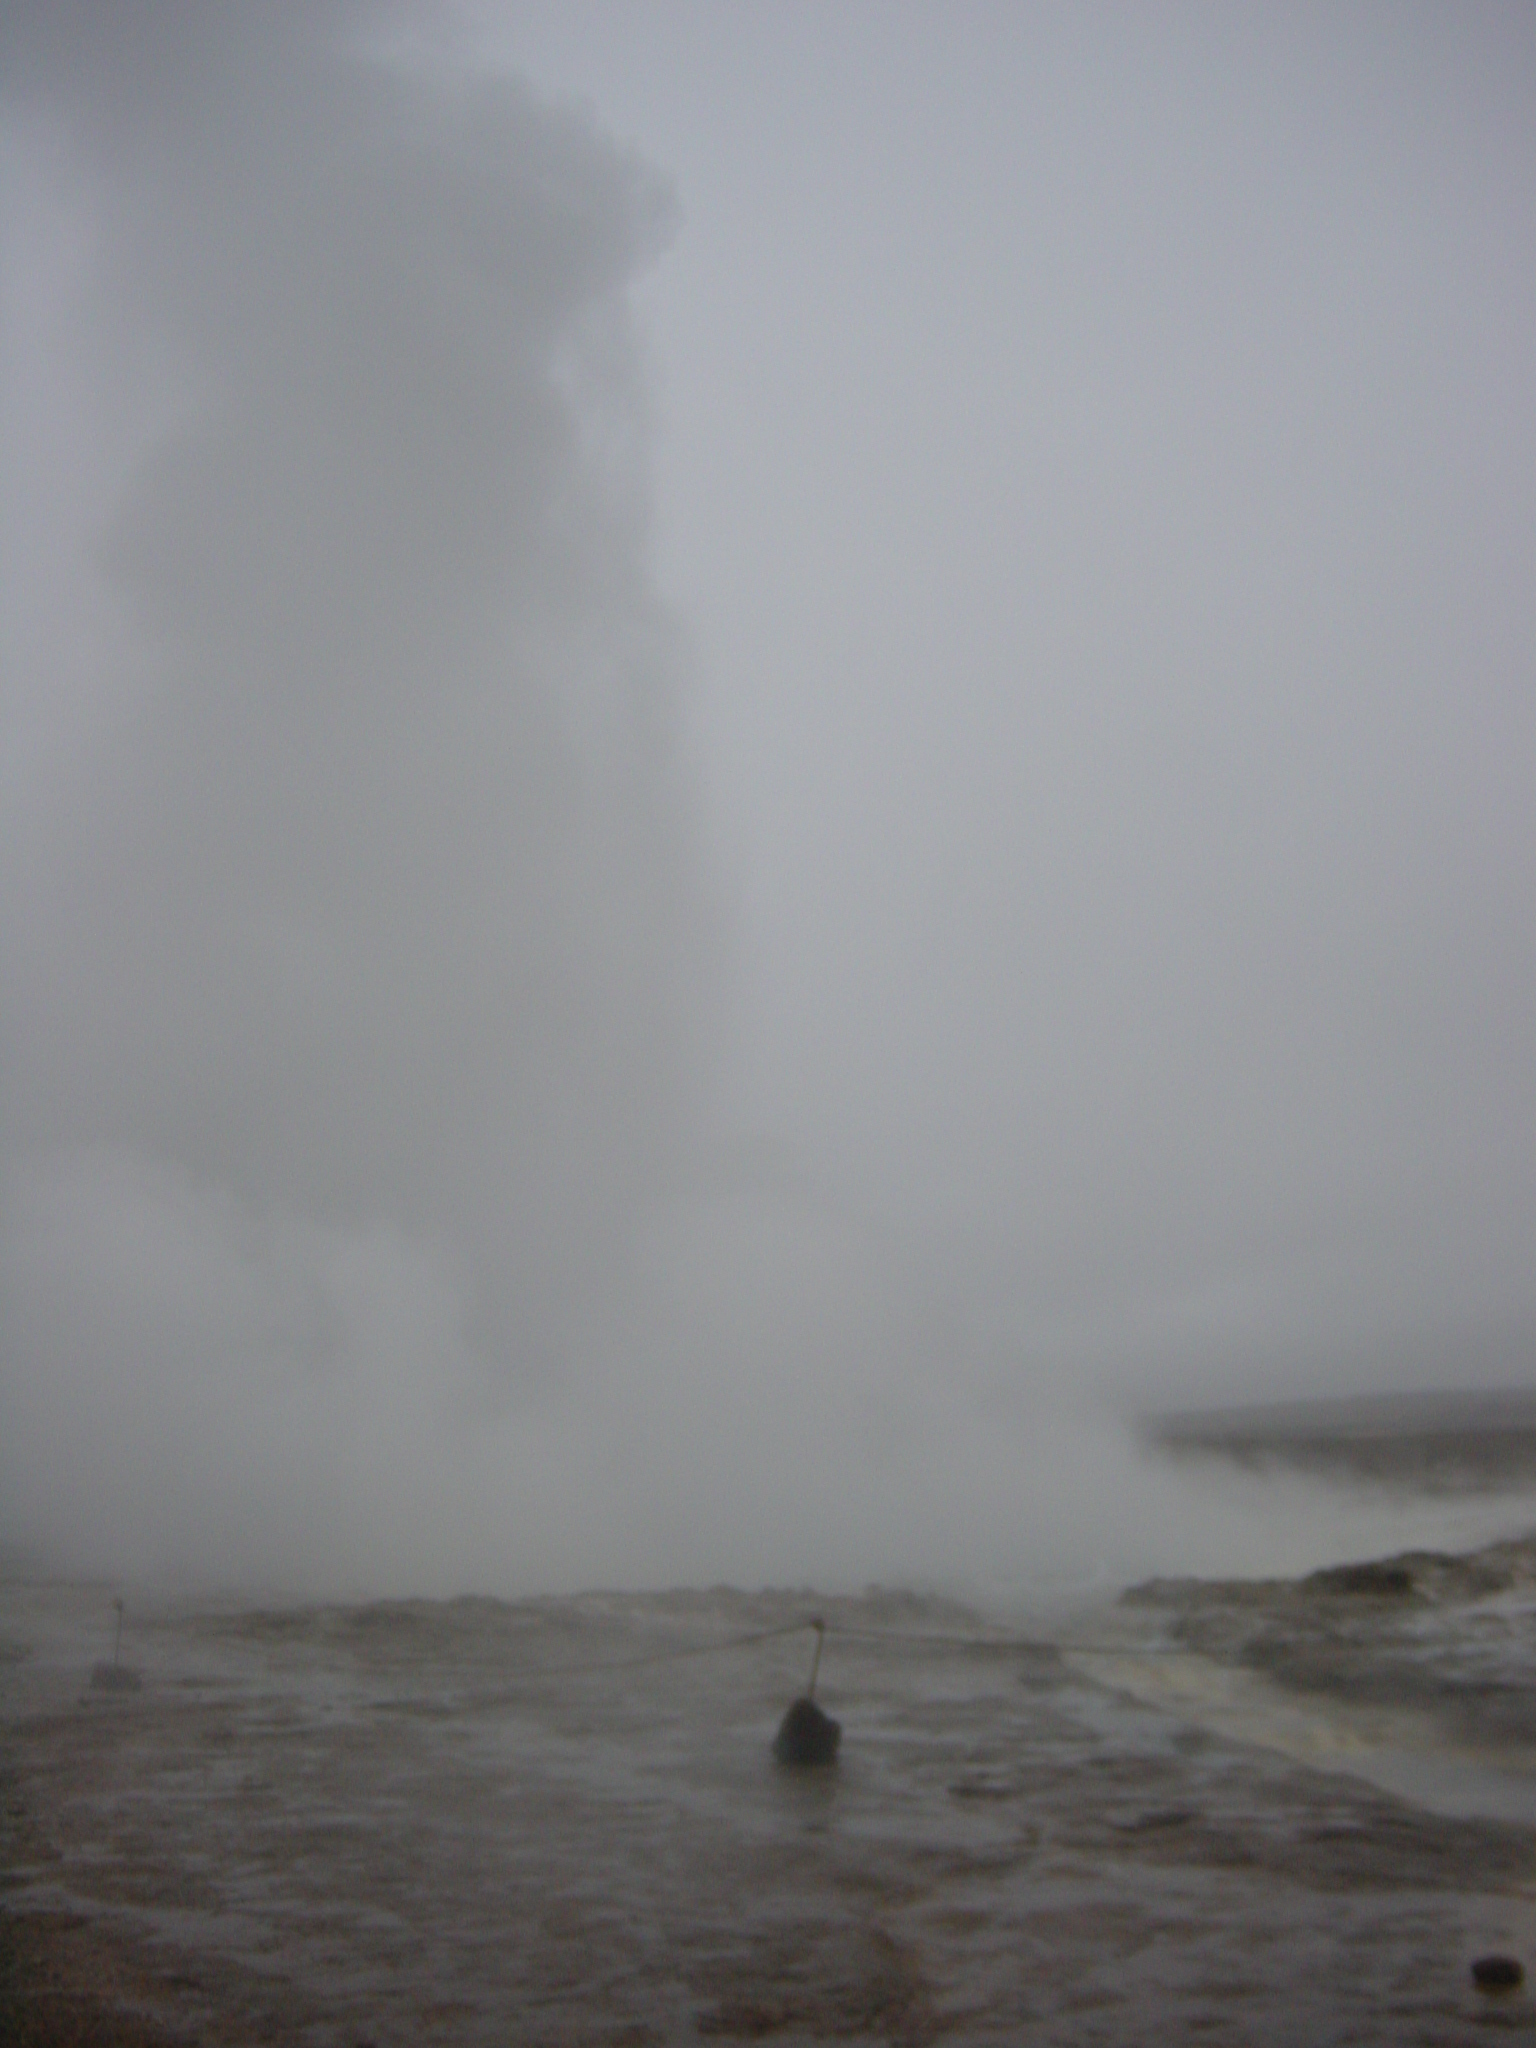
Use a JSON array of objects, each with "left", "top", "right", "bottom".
[
  {"left": 2, "top": 3, "right": 727, "bottom": 1583},
  {"left": 3, "top": 4, "right": 1533, "bottom": 1597}
]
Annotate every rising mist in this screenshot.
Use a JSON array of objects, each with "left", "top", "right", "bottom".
[{"left": 3, "top": 2, "right": 1533, "bottom": 1597}]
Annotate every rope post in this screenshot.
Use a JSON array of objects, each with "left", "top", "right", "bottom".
[{"left": 806, "top": 1618, "right": 825, "bottom": 1700}]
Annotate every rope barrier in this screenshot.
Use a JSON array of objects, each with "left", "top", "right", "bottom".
[
  {"left": 549, "top": 1615, "right": 820, "bottom": 1675},
  {"left": 458, "top": 1616, "right": 819, "bottom": 1690},
  {"left": 825, "top": 1623, "right": 1058, "bottom": 1654},
  {"left": 449, "top": 1614, "right": 1183, "bottom": 1694},
  {"left": 825, "top": 1623, "right": 1182, "bottom": 1657}
]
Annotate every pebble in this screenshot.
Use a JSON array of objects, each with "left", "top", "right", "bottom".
[{"left": 1471, "top": 1956, "right": 1524, "bottom": 1993}]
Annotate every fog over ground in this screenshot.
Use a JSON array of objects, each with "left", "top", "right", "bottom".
[{"left": 2, "top": 3, "right": 1533, "bottom": 1597}]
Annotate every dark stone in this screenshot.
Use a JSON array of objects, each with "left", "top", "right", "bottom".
[
  {"left": 1471, "top": 1955, "right": 1524, "bottom": 1992},
  {"left": 773, "top": 1696, "right": 840, "bottom": 1767}
]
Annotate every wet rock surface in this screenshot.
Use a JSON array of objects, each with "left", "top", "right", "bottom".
[
  {"left": 3, "top": 1575, "right": 1534, "bottom": 2044},
  {"left": 1121, "top": 1532, "right": 1536, "bottom": 1755}
]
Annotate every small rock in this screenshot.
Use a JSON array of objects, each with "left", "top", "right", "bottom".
[{"left": 1471, "top": 1955, "right": 1524, "bottom": 1992}]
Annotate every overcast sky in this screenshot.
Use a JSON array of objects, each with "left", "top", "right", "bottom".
[{"left": 2, "top": 3, "right": 1533, "bottom": 1595}]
